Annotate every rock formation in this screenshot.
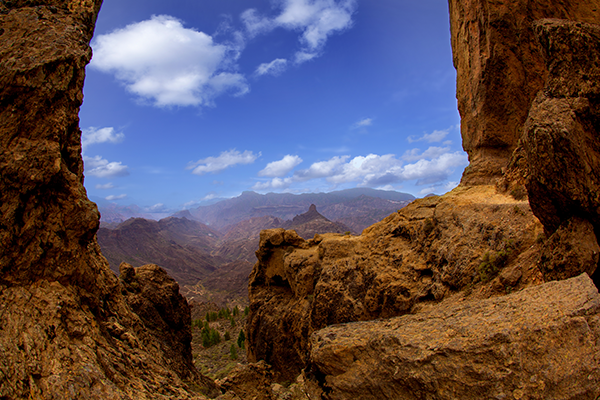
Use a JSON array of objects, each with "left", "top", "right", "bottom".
[
  {"left": 0, "top": 1, "right": 208, "bottom": 398},
  {"left": 307, "top": 274, "right": 600, "bottom": 400},
  {"left": 247, "top": 186, "right": 544, "bottom": 380},
  {"left": 246, "top": 0, "right": 600, "bottom": 397},
  {"left": 449, "top": 0, "right": 600, "bottom": 184}
]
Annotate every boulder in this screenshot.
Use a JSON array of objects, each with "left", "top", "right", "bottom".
[{"left": 307, "top": 273, "right": 600, "bottom": 400}]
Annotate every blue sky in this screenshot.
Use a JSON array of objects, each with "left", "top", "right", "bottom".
[{"left": 80, "top": 0, "right": 467, "bottom": 212}]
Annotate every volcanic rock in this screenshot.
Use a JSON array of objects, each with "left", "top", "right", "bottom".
[
  {"left": 307, "top": 273, "right": 600, "bottom": 400},
  {"left": 119, "top": 262, "right": 196, "bottom": 380},
  {"left": 247, "top": 186, "right": 544, "bottom": 380},
  {"left": 282, "top": 204, "right": 352, "bottom": 239},
  {"left": 517, "top": 20, "right": 600, "bottom": 236},
  {"left": 0, "top": 1, "right": 207, "bottom": 398},
  {"left": 448, "top": 0, "right": 600, "bottom": 184}
]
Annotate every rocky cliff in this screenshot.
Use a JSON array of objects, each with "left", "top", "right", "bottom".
[
  {"left": 246, "top": 0, "right": 600, "bottom": 397},
  {"left": 0, "top": 1, "right": 208, "bottom": 398},
  {"left": 449, "top": 0, "right": 600, "bottom": 185}
]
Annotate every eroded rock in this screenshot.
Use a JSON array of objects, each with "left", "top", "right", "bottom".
[
  {"left": 519, "top": 20, "right": 600, "bottom": 237},
  {"left": 247, "top": 186, "right": 544, "bottom": 380},
  {"left": 448, "top": 0, "right": 600, "bottom": 184},
  {"left": 307, "top": 273, "right": 600, "bottom": 400},
  {"left": 0, "top": 1, "right": 208, "bottom": 398}
]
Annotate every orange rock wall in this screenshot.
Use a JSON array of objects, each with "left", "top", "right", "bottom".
[{"left": 449, "top": 0, "right": 600, "bottom": 184}]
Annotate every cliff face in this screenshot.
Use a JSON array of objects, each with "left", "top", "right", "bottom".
[
  {"left": 247, "top": 0, "right": 600, "bottom": 396},
  {"left": 449, "top": 0, "right": 600, "bottom": 185},
  {"left": 0, "top": 2, "right": 206, "bottom": 398}
]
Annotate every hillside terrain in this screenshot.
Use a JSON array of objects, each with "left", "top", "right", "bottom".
[
  {"left": 97, "top": 204, "right": 356, "bottom": 305},
  {"left": 1, "top": 0, "right": 599, "bottom": 399}
]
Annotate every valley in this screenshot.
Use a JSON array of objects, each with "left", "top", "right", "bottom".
[{"left": 97, "top": 189, "right": 414, "bottom": 305}]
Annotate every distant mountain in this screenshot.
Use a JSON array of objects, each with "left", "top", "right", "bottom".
[
  {"left": 282, "top": 204, "right": 351, "bottom": 239},
  {"left": 91, "top": 197, "right": 173, "bottom": 224},
  {"left": 178, "top": 188, "right": 414, "bottom": 232},
  {"left": 97, "top": 217, "right": 224, "bottom": 285}
]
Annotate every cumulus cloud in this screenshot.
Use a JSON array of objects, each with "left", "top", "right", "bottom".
[
  {"left": 402, "top": 146, "right": 451, "bottom": 162},
  {"left": 82, "top": 127, "right": 124, "bottom": 150},
  {"left": 252, "top": 151, "right": 468, "bottom": 192},
  {"left": 95, "top": 182, "right": 115, "bottom": 190},
  {"left": 242, "top": 0, "right": 357, "bottom": 65},
  {"left": 84, "top": 155, "right": 130, "bottom": 178},
  {"left": 258, "top": 155, "right": 303, "bottom": 177},
  {"left": 256, "top": 58, "right": 288, "bottom": 76},
  {"left": 105, "top": 194, "right": 127, "bottom": 201},
  {"left": 400, "top": 152, "right": 468, "bottom": 185},
  {"left": 91, "top": 15, "right": 248, "bottom": 107},
  {"left": 188, "top": 149, "right": 260, "bottom": 175},
  {"left": 293, "top": 155, "right": 350, "bottom": 180},
  {"left": 408, "top": 129, "right": 450, "bottom": 143}
]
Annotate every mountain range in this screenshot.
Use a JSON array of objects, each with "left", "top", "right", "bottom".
[{"left": 96, "top": 190, "right": 410, "bottom": 304}]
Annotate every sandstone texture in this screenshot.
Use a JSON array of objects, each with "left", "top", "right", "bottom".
[
  {"left": 448, "top": 0, "right": 600, "bottom": 184},
  {"left": 0, "top": 1, "right": 208, "bottom": 398},
  {"left": 247, "top": 186, "right": 544, "bottom": 380},
  {"left": 308, "top": 273, "right": 600, "bottom": 400}
]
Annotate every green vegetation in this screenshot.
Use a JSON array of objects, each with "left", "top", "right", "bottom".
[
  {"left": 478, "top": 250, "right": 509, "bottom": 282},
  {"left": 200, "top": 324, "right": 221, "bottom": 348},
  {"left": 229, "top": 343, "right": 238, "bottom": 360},
  {"left": 244, "top": 306, "right": 250, "bottom": 316},
  {"left": 237, "top": 330, "right": 246, "bottom": 349}
]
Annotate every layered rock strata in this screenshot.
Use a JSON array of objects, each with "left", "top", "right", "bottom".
[{"left": 0, "top": 1, "right": 207, "bottom": 398}]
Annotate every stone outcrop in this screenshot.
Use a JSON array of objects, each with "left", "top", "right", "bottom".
[
  {"left": 448, "top": 0, "right": 600, "bottom": 184},
  {"left": 0, "top": 1, "right": 208, "bottom": 398},
  {"left": 119, "top": 262, "right": 197, "bottom": 381},
  {"left": 247, "top": 0, "right": 600, "bottom": 396},
  {"left": 247, "top": 186, "right": 544, "bottom": 380},
  {"left": 307, "top": 273, "right": 600, "bottom": 400}
]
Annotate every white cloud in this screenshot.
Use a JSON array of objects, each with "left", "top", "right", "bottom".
[
  {"left": 252, "top": 177, "right": 294, "bottom": 191},
  {"left": 242, "top": 0, "right": 357, "bottom": 66},
  {"left": 400, "top": 152, "right": 468, "bottom": 185},
  {"left": 82, "top": 127, "right": 124, "bottom": 150},
  {"left": 106, "top": 194, "right": 127, "bottom": 201},
  {"left": 259, "top": 155, "right": 303, "bottom": 177},
  {"left": 84, "top": 155, "right": 130, "bottom": 178},
  {"left": 146, "top": 203, "right": 167, "bottom": 212},
  {"left": 256, "top": 58, "right": 288, "bottom": 76},
  {"left": 188, "top": 149, "right": 260, "bottom": 175},
  {"left": 353, "top": 118, "right": 372, "bottom": 128},
  {"left": 294, "top": 155, "right": 350, "bottom": 180},
  {"left": 95, "top": 182, "right": 115, "bottom": 190},
  {"left": 253, "top": 151, "right": 468, "bottom": 192},
  {"left": 91, "top": 15, "right": 248, "bottom": 107},
  {"left": 402, "top": 146, "right": 451, "bottom": 162},
  {"left": 408, "top": 129, "right": 450, "bottom": 143}
]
